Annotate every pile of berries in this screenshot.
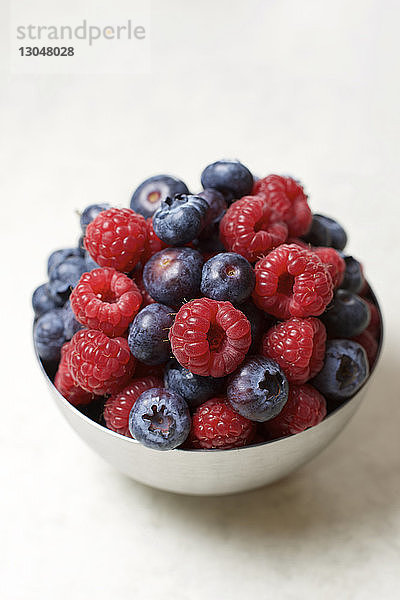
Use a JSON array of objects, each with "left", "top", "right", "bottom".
[{"left": 33, "top": 160, "right": 382, "bottom": 451}]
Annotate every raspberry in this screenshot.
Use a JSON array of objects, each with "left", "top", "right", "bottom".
[
  {"left": 67, "top": 329, "right": 135, "bottom": 395},
  {"left": 313, "top": 247, "right": 345, "bottom": 288},
  {"left": 54, "top": 343, "right": 94, "bottom": 407},
  {"left": 253, "top": 175, "right": 312, "bottom": 237},
  {"left": 262, "top": 317, "right": 327, "bottom": 384},
  {"left": 169, "top": 298, "right": 251, "bottom": 377},
  {"left": 252, "top": 244, "right": 333, "bottom": 319},
  {"left": 364, "top": 299, "right": 381, "bottom": 338},
  {"left": 219, "top": 195, "right": 288, "bottom": 262},
  {"left": 84, "top": 207, "right": 147, "bottom": 273},
  {"left": 103, "top": 375, "right": 163, "bottom": 437},
  {"left": 70, "top": 268, "right": 142, "bottom": 337},
  {"left": 189, "top": 397, "right": 256, "bottom": 449},
  {"left": 352, "top": 330, "right": 378, "bottom": 368},
  {"left": 262, "top": 384, "right": 327, "bottom": 439},
  {"left": 141, "top": 218, "right": 168, "bottom": 264}
]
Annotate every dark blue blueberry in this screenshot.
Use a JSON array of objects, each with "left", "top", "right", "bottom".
[
  {"left": 80, "top": 203, "right": 110, "bottom": 234},
  {"left": 48, "top": 256, "right": 87, "bottom": 303},
  {"left": 152, "top": 194, "right": 209, "bottom": 245},
  {"left": 321, "top": 290, "right": 370, "bottom": 338},
  {"left": 193, "top": 229, "right": 226, "bottom": 255},
  {"left": 129, "top": 388, "right": 191, "bottom": 450},
  {"left": 227, "top": 356, "right": 289, "bottom": 422},
  {"left": 143, "top": 247, "right": 203, "bottom": 307},
  {"left": 63, "top": 300, "right": 84, "bottom": 339},
  {"left": 32, "top": 283, "right": 63, "bottom": 319},
  {"left": 164, "top": 360, "right": 226, "bottom": 409},
  {"left": 47, "top": 247, "right": 83, "bottom": 275},
  {"left": 128, "top": 303, "right": 174, "bottom": 365},
  {"left": 77, "top": 236, "right": 85, "bottom": 253},
  {"left": 197, "top": 188, "right": 227, "bottom": 228},
  {"left": 240, "top": 301, "right": 267, "bottom": 353},
  {"left": 200, "top": 252, "right": 255, "bottom": 304},
  {"left": 130, "top": 175, "right": 189, "bottom": 219},
  {"left": 33, "top": 308, "right": 68, "bottom": 363},
  {"left": 340, "top": 255, "right": 364, "bottom": 293},
  {"left": 312, "top": 339, "right": 369, "bottom": 401},
  {"left": 200, "top": 159, "right": 253, "bottom": 203},
  {"left": 302, "top": 213, "right": 347, "bottom": 250}
]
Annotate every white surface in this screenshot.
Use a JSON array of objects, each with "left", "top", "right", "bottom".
[{"left": 1, "top": 1, "right": 400, "bottom": 598}]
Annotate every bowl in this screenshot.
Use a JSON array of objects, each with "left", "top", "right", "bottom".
[{"left": 35, "top": 293, "right": 383, "bottom": 496}]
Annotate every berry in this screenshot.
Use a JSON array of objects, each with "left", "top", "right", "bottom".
[
  {"left": 200, "top": 252, "right": 255, "bottom": 304},
  {"left": 364, "top": 299, "right": 381, "bottom": 338},
  {"left": 54, "top": 343, "right": 94, "bottom": 407},
  {"left": 84, "top": 252, "right": 100, "bottom": 271},
  {"left": 340, "top": 255, "right": 365, "bottom": 293},
  {"left": 152, "top": 194, "right": 209, "bottom": 245},
  {"left": 263, "top": 384, "right": 327, "bottom": 439},
  {"left": 67, "top": 329, "right": 135, "bottom": 395},
  {"left": 143, "top": 247, "right": 203, "bottom": 307},
  {"left": 47, "top": 247, "right": 83, "bottom": 275},
  {"left": 169, "top": 298, "right": 251, "bottom": 377},
  {"left": 219, "top": 195, "right": 288, "bottom": 263},
  {"left": 227, "top": 356, "right": 289, "bottom": 422},
  {"left": 252, "top": 244, "right": 333, "bottom": 319},
  {"left": 104, "top": 376, "right": 163, "bottom": 437},
  {"left": 313, "top": 247, "right": 345, "bottom": 288},
  {"left": 352, "top": 330, "right": 378, "bottom": 368},
  {"left": 302, "top": 213, "right": 347, "bottom": 250},
  {"left": 189, "top": 397, "right": 256, "bottom": 449},
  {"left": 131, "top": 266, "right": 155, "bottom": 307},
  {"left": 48, "top": 255, "right": 87, "bottom": 303},
  {"left": 130, "top": 174, "right": 189, "bottom": 218},
  {"left": 32, "top": 283, "right": 63, "bottom": 319},
  {"left": 134, "top": 361, "right": 166, "bottom": 379},
  {"left": 197, "top": 188, "right": 227, "bottom": 228},
  {"left": 85, "top": 207, "right": 147, "bottom": 273},
  {"left": 34, "top": 308, "right": 67, "bottom": 362},
  {"left": 321, "top": 290, "right": 370, "bottom": 338},
  {"left": 80, "top": 203, "right": 110, "bottom": 234},
  {"left": 312, "top": 339, "right": 369, "bottom": 401},
  {"left": 262, "top": 317, "right": 326, "bottom": 384},
  {"left": 164, "top": 360, "right": 226, "bottom": 409},
  {"left": 141, "top": 218, "right": 168, "bottom": 263},
  {"left": 70, "top": 267, "right": 142, "bottom": 337},
  {"left": 129, "top": 388, "right": 191, "bottom": 450},
  {"left": 201, "top": 159, "right": 253, "bottom": 203},
  {"left": 62, "top": 300, "right": 84, "bottom": 339},
  {"left": 253, "top": 175, "right": 312, "bottom": 237},
  {"left": 240, "top": 300, "right": 267, "bottom": 353},
  {"left": 128, "top": 303, "right": 175, "bottom": 365}
]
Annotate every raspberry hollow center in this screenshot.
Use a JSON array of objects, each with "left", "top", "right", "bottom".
[
  {"left": 254, "top": 216, "right": 271, "bottom": 233},
  {"left": 207, "top": 322, "right": 226, "bottom": 352},
  {"left": 96, "top": 290, "right": 118, "bottom": 303},
  {"left": 277, "top": 273, "right": 295, "bottom": 296}
]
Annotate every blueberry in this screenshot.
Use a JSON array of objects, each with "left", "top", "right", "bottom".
[
  {"left": 128, "top": 303, "right": 174, "bottom": 365},
  {"left": 164, "top": 360, "right": 226, "bottom": 409},
  {"left": 197, "top": 188, "right": 227, "bottom": 228},
  {"left": 34, "top": 308, "right": 67, "bottom": 362},
  {"left": 63, "top": 300, "right": 84, "bottom": 339},
  {"left": 77, "top": 235, "right": 85, "bottom": 253},
  {"left": 152, "top": 194, "right": 209, "bottom": 245},
  {"left": 129, "top": 388, "right": 191, "bottom": 450},
  {"left": 321, "top": 290, "right": 370, "bottom": 338},
  {"left": 80, "top": 203, "right": 110, "bottom": 234},
  {"left": 193, "top": 229, "right": 226, "bottom": 255},
  {"left": 302, "top": 214, "right": 347, "bottom": 250},
  {"left": 200, "top": 159, "right": 253, "bottom": 203},
  {"left": 47, "top": 248, "right": 83, "bottom": 275},
  {"left": 201, "top": 252, "right": 255, "bottom": 304},
  {"left": 143, "top": 247, "right": 203, "bottom": 307},
  {"left": 130, "top": 175, "right": 189, "bottom": 219},
  {"left": 340, "top": 255, "right": 364, "bottom": 293},
  {"left": 84, "top": 251, "right": 100, "bottom": 271},
  {"left": 240, "top": 301, "right": 266, "bottom": 353},
  {"left": 312, "top": 339, "right": 369, "bottom": 401},
  {"left": 48, "top": 256, "right": 87, "bottom": 303},
  {"left": 32, "top": 283, "right": 63, "bottom": 319},
  {"left": 227, "top": 356, "right": 289, "bottom": 422}
]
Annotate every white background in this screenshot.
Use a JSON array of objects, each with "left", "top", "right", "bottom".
[{"left": 1, "top": 1, "right": 400, "bottom": 599}]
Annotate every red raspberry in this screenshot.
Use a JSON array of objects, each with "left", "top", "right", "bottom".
[
  {"left": 54, "top": 343, "right": 94, "bottom": 407},
  {"left": 352, "top": 330, "right": 378, "bottom": 368},
  {"left": 104, "top": 376, "right": 162, "bottom": 437},
  {"left": 262, "top": 317, "right": 327, "bottom": 384},
  {"left": 141, "top": 218, "right": 168, "bottom": 263},
  {"left": 189, "top": 397, "right": 256, "bottom": 449},
  {"left": 84, "top": 207, "right": 147, "bottom": 273},
  {"left": 286, "top": 237, "right": 310, "bottom": 250},
  {"left": 313, "top": 247, "right": 345, "bottom": 288},
  {"left": 70, "top": 268, "right": 142, "bottom": 337},
  {"left": 364, "top": 299, "right": 381, "bottom": 338},
  {"left": 67, "top": 329, "right": 135, "bottom": 395},
  {"left": 219, "top": 195, "right": 288, "bottom": 262},
  {"left": 252, "top": 244, "right": 333, "bottom": 319},
  {"left": 169, "top": 298, "right": 251, "bottom": 377},
  {"left": 253, "top": 175, "right": 312, "bottom": 237},
  {"left": 262, "top": 384, "right": 327, "bottom": 439}
]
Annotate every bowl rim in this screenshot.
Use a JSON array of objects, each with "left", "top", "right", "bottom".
[{"left": 34, "top": 288, "right": 384, "bottom": 454}]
